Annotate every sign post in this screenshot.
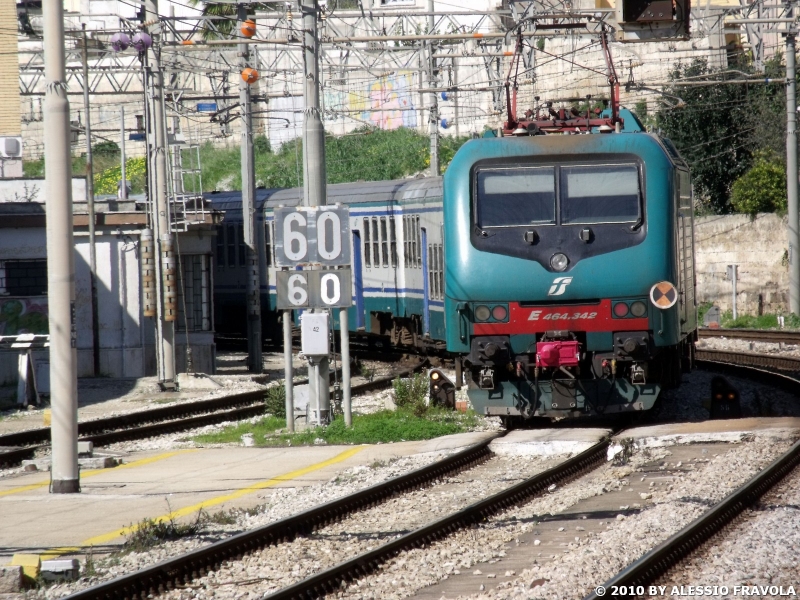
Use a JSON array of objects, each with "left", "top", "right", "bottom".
[{"left": 275, "top": 206, "right": 353, "bottom": 426}]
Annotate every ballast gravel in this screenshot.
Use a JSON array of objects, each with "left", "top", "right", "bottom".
[{"left": 657, "top": 448, "right": 800, "bottom": 596}]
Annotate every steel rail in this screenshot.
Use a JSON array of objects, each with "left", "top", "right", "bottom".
[
  {"left": 63, "top": 434, "right": 501, "bottom": 600},
  {"left": 696, "top": 350, "right": 800, "bottom": 381},
  {"left": 583, "top": 438, "right": 800, "bottom": 600},
  {"left": 698, "top": 327, "right": 800, "bottom": 344},
  {"left": 0, "top": 360, "right": 426, "bottom": 467},
  {"left": 263, "top": 439, "right": 610, "bottom": 600}
]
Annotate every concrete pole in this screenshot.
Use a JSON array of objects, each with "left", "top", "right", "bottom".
[
  {"left": 146, "top": 0, "right": 176, "bottom": 387},
  {"left": 787, "top": 34, "right": 799, "bottom": 315},
  {"left": 427, "top": 0, "right": 439, "bottom": 176},
  {"left": 731, "top": 264, "right": 738, "bottom": 320},
  {"left": 340, "top": 306, "right": 351, "bottom": 426},
  {"left": 81, "top": 25, "right": 100, "bottom": 378},
  {"left": 301, "top": 0, "right": 330, "bottom": 424},
  {"left": 240, "top": 4, "right": 262, "bottom": 374},
  {"left": 453, "top": 58, "right": 460, "bottom": 138},
  {"left": 283, "top": 309, "right": 294, "bottom": 432},
  {"left": 44, "top": 0, "right": 79, "bottom": 494},
  {"left": 120, "top": 106, "right": 128, "bottom": 200}
]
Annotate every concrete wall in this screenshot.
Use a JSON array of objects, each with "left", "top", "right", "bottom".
[{"left": 694, "top": 213, "right": 788, "bottom": 315}]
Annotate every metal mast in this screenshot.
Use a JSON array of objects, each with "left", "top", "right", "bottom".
[{"left": 44, "top": 0, "right": 79, "bottom": 494}]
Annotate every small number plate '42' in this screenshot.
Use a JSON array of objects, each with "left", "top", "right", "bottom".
[{"left": 529, "top": 311, "right": 598, "bottom": 321}]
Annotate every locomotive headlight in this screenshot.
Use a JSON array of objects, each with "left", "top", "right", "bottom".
[
  {"left": 550, "top": 253, "right": 569, "bottom": 272},
  {"left": 630, "top": 301, "right": 647, "bottom": 317},
  {"left": 474, "top": 305, "right": 491, "bottom": 321},
  {"left": 492, "top": 305, "right": 508, "bottom": 321}
]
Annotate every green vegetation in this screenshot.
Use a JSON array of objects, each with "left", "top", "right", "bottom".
[
  {"left": 730, "top": 152, "right": 786, "bottom": 215},
  {"left": 265, "top": 384, "right": 286, "bottom": 419},
  {"left": 186, "top": 127, "right": 470, "bottom": 192},
  {"left": 23, "top": 141, "right": 147, "bottom": 195},
  {"left": 392, "top": 373, "right": 429, "bottom": 417},
  {"left": 699, "top": 302, "right": 800, "bottom": 329},
  {"left": 656, "top": 57, "right": 789, "bottom": 214},
  {"left": 193, "top": 407, "right": 479, "bottom": 447},
  {"left": 122, "top": 512, "right": 203, "bottom": 553},
  {"left": 24, "top": 127, "right": 469, "bottom": 195}
]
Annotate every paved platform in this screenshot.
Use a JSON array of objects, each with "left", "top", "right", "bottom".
[
  {"left": 0, "top": 431, "right": 494, "bottom": 565},
  {"left": 490, "top": 428, "right": 611, "bottom": 456},
  {"left": 619, "top": 417, "right": 800, "bottom": 446}
]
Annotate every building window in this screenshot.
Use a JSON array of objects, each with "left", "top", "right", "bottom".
[
  {"left": 0, "top": 259, "right": 48, "bottom": 296},
  {"left": 363, "top": 219, "right": 371, "bottom": 267},
  {"left": 227, "top": 223, "right": 236, "bottom": 268},
  {"left": 215, "top": 226, "right": 225, "bottom": 270},
  {"left": 177, "top": 255, "right": 211, "bottom": 332}
]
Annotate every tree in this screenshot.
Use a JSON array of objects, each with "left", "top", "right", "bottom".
[
  {"left": 656, "top": 60, "right": 753, "bottom": 214},
  {"left": 730, "top": 152, "right": 786, "bottom": 215}
]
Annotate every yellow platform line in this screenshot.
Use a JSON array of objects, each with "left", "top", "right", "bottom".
[
  {"left": 0, "top": 449, "right": 196, "bottom": 499},
  {"left": 79, "top": 446, "right": 364, "bottom": 548}
]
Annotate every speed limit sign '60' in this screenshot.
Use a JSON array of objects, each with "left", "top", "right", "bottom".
[
  {"left": 276, "top": 269, "right": 353, "bottom": 309},
  {"left": 274, "top": 206, "right": 351, "bottom": 267}
]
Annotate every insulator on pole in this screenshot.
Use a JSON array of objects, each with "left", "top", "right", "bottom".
[
  {"left": 141, "top": 229, "right": 157, "bottom": 317},
  {"left": 161, "top": 233, "right": 177, "bottom": 322}
]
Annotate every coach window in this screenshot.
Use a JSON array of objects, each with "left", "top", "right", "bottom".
[
  {"left": 390, "top": 218, "right": 397, "bottom": 267},
  {"left": 226, "top": 223, "right": 236, "bottom": 268},
  {"left": 238, "top": 224, "right": 246, "bottom": 266},
  {"left": 371, "top": 217, "right": 380, "bottom": 268},
  {"left": 380, "top": 217, "right": 389, "bottom": 267},
  {"left": 415, "top": 216, "right": 422, "bottom": 268},
  {"left": 560, "top": 165, "right": 641, "bottom": 224},
  {"left": 363, "top": 218, "right": 371, "bottom": 267},
  {"left": 215, "top": 226, "right": 225, "bottom": 270},
  {"left": 403, "top": 216, "right": 410, "bottom": 267},
  {"left": 264, "top": 221, "right": 272, "bottom": 267},
  {"left": 476, "top": 167, "right": 556, "bottom": 228}
]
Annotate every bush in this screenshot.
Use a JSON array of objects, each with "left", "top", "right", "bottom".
[
  {"left": 730, "top": 153, "right": 786, "bottom": 215},
  {"left": 265, "top": 384, "right": 286, "bottom": 418},
  {"left": 93, "top": 141, "right": 120, "bottom": 156},
  {"left": 392, "top": 373, "right": 428, "bottom": 416}
]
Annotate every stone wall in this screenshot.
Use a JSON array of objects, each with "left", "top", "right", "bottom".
[{"left": 694, "top": 213, "right": 788, "bottom": 315}]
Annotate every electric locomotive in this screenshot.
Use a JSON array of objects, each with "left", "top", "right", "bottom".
[{"left": 443, "top": 130, "right": 696, "bottom": 419}]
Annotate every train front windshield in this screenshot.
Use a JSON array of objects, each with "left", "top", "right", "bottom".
[{"left": 474, "top": 163, "right": 641, "bottom": 228}]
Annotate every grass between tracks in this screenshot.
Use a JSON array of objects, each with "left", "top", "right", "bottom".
[
  {"left": 192, "top": 408, "right": 480, "bottom": 447},
  {"left": 699, "top": 302, "right": 800, "bottom": 329}
]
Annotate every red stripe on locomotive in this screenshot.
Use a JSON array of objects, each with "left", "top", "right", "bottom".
[{"left": 472, "top": 299, "right": 649, "bottom": 334}]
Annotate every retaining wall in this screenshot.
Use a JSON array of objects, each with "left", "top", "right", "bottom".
[{"left": 694, "top": 213, "right": 788, "bottom": 315}]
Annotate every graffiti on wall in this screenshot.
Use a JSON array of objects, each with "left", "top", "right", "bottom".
[
  {"left": 324, "top": 71, "right": 417, "bottom": 130},
  {"left": 0, "top": 297, "right": 48, "bottom": 335}
]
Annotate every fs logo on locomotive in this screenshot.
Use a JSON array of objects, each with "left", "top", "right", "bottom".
[{"left": 548, "top": 276, "right": 573, "bottom": 296}]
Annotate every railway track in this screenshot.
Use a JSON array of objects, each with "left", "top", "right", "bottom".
[
  {"left": 64, "top": 434, "right": 609, "bottom": 600},
  {"left": 584, "top": 437, "right": 800, "bottom": 600},
  {"left": 698, "top": 327, "right": 800, "bottom": 345},
  {"left": 0, "top": 359, "right": 427, "bottom": 468}
]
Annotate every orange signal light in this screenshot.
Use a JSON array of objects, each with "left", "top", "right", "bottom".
[
  {"left": 241, "top": 19, "right": 256, "bottom": 38},
  {"left": 241, "top": 68, "right": 259, "bottom": 84}
]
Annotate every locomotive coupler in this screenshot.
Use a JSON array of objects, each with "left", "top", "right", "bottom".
[{"left": 479, "top": 367, "right": 495, "bottom": 389}]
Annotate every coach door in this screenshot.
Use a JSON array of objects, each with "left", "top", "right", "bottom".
[
  {"left": 676, "top": 170, "right": 695, "bottom": 331},
  {"left": 421, "top": 228, "right": 430, "bottom": 336},
  {"left": 352, "top": 230, "right": 365, "bottom": 329}
]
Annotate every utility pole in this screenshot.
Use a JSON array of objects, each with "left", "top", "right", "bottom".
[
  {"left": 146, "top": 0, "right": 177, "bottom": 388},
  {"left": 787, "top": 33, "right": 799, "bottom": 315},
  {"left": 427, "top": 0, "right": 439, "bottom": 176},
  {"left": 82, "top": 24, "right": 100, "bottom": 378},
  {"left": 120, "top": 106, "right": 128, "bottom": 200},
  {"left": 301, "top": 0, "right": 330, "bottom": 424},
  {"left": 240, "top": 3, "right": 262, "bottom": 374},
  {"left": 44, "top": 0, "right": 79, "bottom": 494}
]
